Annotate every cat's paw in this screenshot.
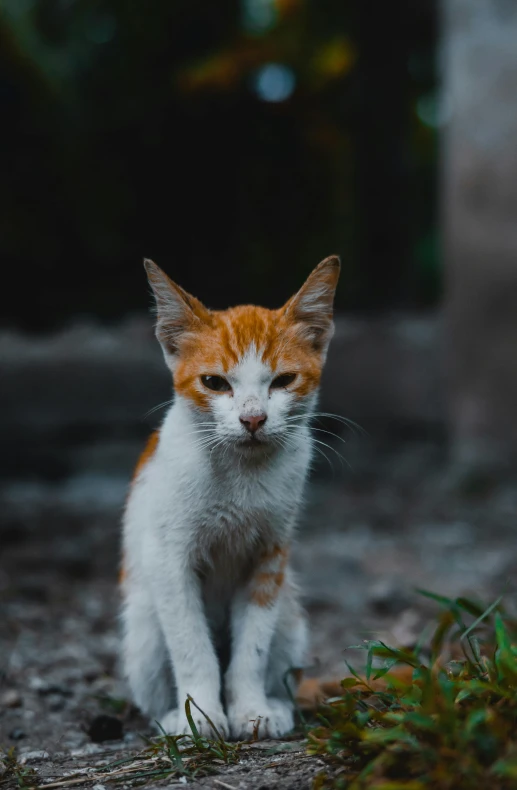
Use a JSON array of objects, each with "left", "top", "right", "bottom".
[
  {"left": 157, "top": 709, "right": 179, "bottom": 735},
  {"left": 228, "top": 697, "right": 294, "bottom": 740},
  {"left": 177, "top": 705, "right": 229, "bottom": 739},
  {"left": 158, "top": 706, "right": 229, "bottom": 739}
]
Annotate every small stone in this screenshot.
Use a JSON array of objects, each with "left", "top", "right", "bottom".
[
  {"left": 0, "top": 761, "right": 7, "bottom": 776},
  {"left": 87, "top": 715, "right": 123, "bottom": 743},
  {"left": 1, "top": 689, "right": 22, "bottom": 708},
  {"left": 28, "top": 677, "right": 46, "bottom": 692},
  {"left": 93, "top": 785, "right": 107, "bottom": 790},
  {"left": 19, "top": 751, "right": 50, "bottom": 764},
  {"left": 9, "top": 729, "right": 25, "bottom": 741},
  {"left": 47, "top": 694, "right": 66, "bottom": 712},
  {"left": 37, "top": 683, "right": 73, "bottom": 698}
]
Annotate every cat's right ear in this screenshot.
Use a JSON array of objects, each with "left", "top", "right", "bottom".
[{"left": 144, "top": 259, "right": 209, "bottom": 364}]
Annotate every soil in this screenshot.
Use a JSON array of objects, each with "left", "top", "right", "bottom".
[{"left": 2, "top": 436, "right": 517, "bottom": 789}]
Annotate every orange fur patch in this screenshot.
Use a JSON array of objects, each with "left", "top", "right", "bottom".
[
  {"left": 173, "top": 305, "right": 325, "bottom": 408},
  {"left": 251, "top": 572, "right": 285, "bottom": 607},
  {"left": 250, "top": 545, "right": 289, "bottom": 607},
  {"left": 146, "top": 256, "right": 339, "bottom": 408},
  {"left": 132, "top": 430, "right": 160, "bottom": 481}
]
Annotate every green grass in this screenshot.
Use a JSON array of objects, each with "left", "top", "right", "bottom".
[
  {"left": 1, "top": 748, "right": 39, "bottom": 789},
  {"left": 307, "top": 591, "right": 517, "bottom": 789},
  {"left": 84, "top": 696, "right": 242, "bottom": 785},
  {"left": 5, "top": 594, "right": 517, "bottom": 789},
  {"left": 0, "top": 697, "right": 242, "bottom": 789},
  {"left": 146, "top": 696, "right": 242, "bottom": 778}
]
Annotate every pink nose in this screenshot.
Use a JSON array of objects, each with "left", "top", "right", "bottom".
[{"left": 240, "top": 413, "right": 267, "bottom": 434}]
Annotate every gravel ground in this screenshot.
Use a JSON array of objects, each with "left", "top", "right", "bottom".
[{"left": 2, "top": 436, "right": 517, "bottom": 789}]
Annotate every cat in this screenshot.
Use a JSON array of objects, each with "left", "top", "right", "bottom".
[{"left": 121, "top": 255, "right": 340, "bottom": 740}]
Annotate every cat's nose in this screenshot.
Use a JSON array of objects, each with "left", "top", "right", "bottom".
[{"left": 240, "top": 413, "right": 267, "bottom": 434}]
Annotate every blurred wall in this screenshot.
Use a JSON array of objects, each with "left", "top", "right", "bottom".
[{"left": 443, "top": 0, "right": 517, "bottom": 467}]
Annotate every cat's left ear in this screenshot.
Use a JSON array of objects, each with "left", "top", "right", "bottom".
[{"left": 284, "top": 255, "right": 340, "bottom": 354}]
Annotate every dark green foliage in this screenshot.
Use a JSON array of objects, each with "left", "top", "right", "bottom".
[
  {"left": 0, "top": 697, "right": 242, "bottom": 788},
  {"left": 99, "top": 696, "right": 241, "bottom": 783},
  {"left": 0, "top": 0, "right": 438, "bottom": 329},
  {"left": 142, "top": 697, "right": 241, "bottom": 780},
  {"left": 1, "top": 748, "right": 38, "bottom": 789},
  {"left": 308, "top": 593, "right": 517, "bottom": 789}
]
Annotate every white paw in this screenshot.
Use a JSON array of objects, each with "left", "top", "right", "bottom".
[
  {"left": 228, "top": 697, "right": 294, "bottom": 740},
  {"left": 157, "top": 709, "right": 179, "bottom": 735},
  {"left": 158, "top": 706, "right": 229, "bottom": 739}
]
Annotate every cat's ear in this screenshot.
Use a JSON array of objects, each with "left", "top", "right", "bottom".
[
  {"left": 284, "top": 255, "right": 340, "bottom": 354},
  {"left": 144, "top": 259, "right": 210, "bottom": 362}
]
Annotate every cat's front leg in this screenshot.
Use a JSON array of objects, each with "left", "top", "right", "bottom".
[
  {"left": 149, "top": 556, "right": 228, "bottom": 738},
  {"left": 225, "top": 546, "right": 294, "bottom": 740}
]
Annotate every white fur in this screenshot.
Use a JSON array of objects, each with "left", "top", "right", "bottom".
[
  {"left": 121, "top": 257, "right": 339, "bottom": 738},
  {"left": 121, "top": 346, "right": 316, "bottom": 740}
]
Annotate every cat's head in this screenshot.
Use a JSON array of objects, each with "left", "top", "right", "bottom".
[{"left": 145, "top": 256, "right": 340, "bottom": 453}]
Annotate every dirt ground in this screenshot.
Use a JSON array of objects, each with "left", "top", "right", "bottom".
[{"left": 2, "top": 436, "right": 517, "bottom": 789}]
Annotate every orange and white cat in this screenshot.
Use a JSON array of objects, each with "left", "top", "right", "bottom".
[{"left": 121, "top": 256, "right": 340, "bottom": 739}]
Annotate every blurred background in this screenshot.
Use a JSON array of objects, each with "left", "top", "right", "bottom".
[{"left": 2, "top": 0, "right": 517, "bottom": 755}]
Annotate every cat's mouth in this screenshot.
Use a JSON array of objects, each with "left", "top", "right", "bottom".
[{"left": 236, "top": 436, "right": 268, "bottom": 450}]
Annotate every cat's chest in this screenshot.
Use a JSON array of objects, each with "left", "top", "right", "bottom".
[
  {"left": 192, "top": 498, "right": 279, "bottom": 567},
  {"left": 198, "top": 495, "right": 274, "bottom": 532},
  {"left": 188, "top": 475, "right": 294, "bottom": 572},
  {"left": 188, "top": 464, "right": 299, "bottom": 529}
]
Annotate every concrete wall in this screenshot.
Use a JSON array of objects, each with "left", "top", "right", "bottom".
[{"left": 443, "top": 0, "right": 517, "bottom": 466}]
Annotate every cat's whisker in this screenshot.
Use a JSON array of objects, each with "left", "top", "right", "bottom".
[
  {"left": 222, "top": 441, "right": 232, "bottom": 464},
  {"left": 209, "top": 437, "right": 230, "bottom": 455},
  {"left": 285, "top": 411, "right": 365, "bottom": 435},
  {"left": 271, "top": 431, "right": 290, "bottom": 449},
  {"left": 184, "top": 432, "right": 220, "bottom": 443},
  {"left": 191, "top": 435, "right": 217, "bottom": 446},
  {"left": 283, "top": 415, "right": 316, "bottom": 427},
  {"left": 190, "top": 430, "right": 219, "bottom": 435},
  {"left": 310, "top": 437, "right": 350, "bottom": 470},
  {"left": 286, "top": 425, "right": 350, "bottom": 471},
  {"left": 191, "top": 435, "right": 220, "bottom": 449},
  {"left": 144, "top": 399, "right": 174, "bottom": 418},
  {"left": 301, "top": 436, "right": 334, "bottom": 475},
  {"left": 285, "top": 412, "right": 366, "bottom": 442},
  {"left": 310, "top": 412, "right": 367, "bottom": 436},
  {"left": 188, "top": 430, "right": 219, "bottom": 445},
  {"left": 309, "top": 426, "right": 348, "bottom": 447}
]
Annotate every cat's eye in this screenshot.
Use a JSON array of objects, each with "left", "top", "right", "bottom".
[
  {"left": 200, "top": 375, "right": 232, "bottom": 392},
  {"left": 270, "top": 373, "right": 296, "bottom": 389}
]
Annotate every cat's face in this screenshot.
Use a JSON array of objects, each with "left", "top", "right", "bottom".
[{"left": 145, "top": 257, "right": 340, "bottom": 453}]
